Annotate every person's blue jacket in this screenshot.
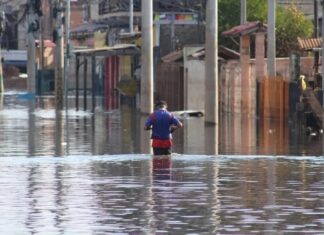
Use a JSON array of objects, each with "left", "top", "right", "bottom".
[{"left": 145, "top": 109, "right": 182, "bottom": 140}]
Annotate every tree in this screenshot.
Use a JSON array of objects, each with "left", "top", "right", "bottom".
[
  {"left": 219, "top": 0, "right": 313, "bottom": 57},
  {"left": 219, "top": 0, "right": 267, "bottom": 51},
  {"left": 275, "top": 5, "right": 313, "bottom": 57}
]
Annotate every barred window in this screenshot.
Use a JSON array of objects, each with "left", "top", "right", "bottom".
[
  {"left": 98, "top": 0, "right": 141, "bottom": 15},
  {"left": 99, "top": 0, "right": 110, "bottom": 15}
]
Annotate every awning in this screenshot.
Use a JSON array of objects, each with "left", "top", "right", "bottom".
[
  {"left": 3, "top": 60, "right": 26, "bottom": 66},
  {"left": 297, "top": 37, "right": 322, "bottom": 51},
  {"left": 161, "top": 50, "right": 183, "bottom": 63},
  {"left": 161, "top": 46, "right": 240, "bottom": 63},
  {"left": 70, "top": 22, "right": 108, "bottom": 38},
  {"left": 73, "top": 44, "right": 140, "bottom": 57},
  {"left": 189, "top": 46, "right": 240, "bottom": 60}
]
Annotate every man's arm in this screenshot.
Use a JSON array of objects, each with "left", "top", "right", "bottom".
[
  {"left": 170, "top": 118, "right": 183, "bottom": 133},
  {"left": 144, "top": 116, "right": 152, "bottom": 130}
]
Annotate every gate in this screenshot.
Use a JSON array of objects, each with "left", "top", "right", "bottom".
[{"left": 156, "top": 63, "right": 184, "bottom": 111}]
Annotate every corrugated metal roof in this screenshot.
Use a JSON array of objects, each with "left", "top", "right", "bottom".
[
  {"left": 190, "top": 48, "right": 205, "bottom": 58},
  {"left": 162, "top": 46, "right": 239, "bottom": 62},
  {"left": 74, "top": 44, "right": 140, "bottom": 56},
  {"left": 70, "top": 22, "right": 108, "bottom": 34},
  {"left": 222, "top": 21, "right": 267, "bottom": 37},
  {"left": 161, "top": 50, "right": 183, "bottom": 63},
  {"left": 297, "top": 37, "right": 322, "bottom": 51},
  {"left": 189, "top": 46, "right": 240, "bottom": 60}
]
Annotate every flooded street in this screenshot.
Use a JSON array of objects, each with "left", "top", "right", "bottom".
[{"left": 0, "top": 92, "right": 323, "bottom": 234}]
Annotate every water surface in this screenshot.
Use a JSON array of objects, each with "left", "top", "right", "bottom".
[
  {"left": 0, "top": 93, "right": 323, "bottom": 234},
  {"left": 0, "top": 155, "right": 323, "bottom": 234}
]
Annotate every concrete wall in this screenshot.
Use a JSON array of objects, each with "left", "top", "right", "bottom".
[
  {"left": 220, "top": 60, "right": 244, "bottom": 114},
  {"left": 184, "top": 60, "right": 205, "bottom": 111},
  {"left": 275, "top": 57, "right": 314, "bottom": 79},
  {"left": 183, "top": 46, "right": 204, "bottom": 111}
]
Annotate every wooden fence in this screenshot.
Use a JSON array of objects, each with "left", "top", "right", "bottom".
[
  {"left": 156, "top": 63, "right": 184, "bottom": 111},
  {"left": 258, "top": 77, "right": 290, "bottom": 119}
]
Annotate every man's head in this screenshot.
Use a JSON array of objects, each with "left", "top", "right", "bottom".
[{"left": 155, "top": 100, "right": 167, "bottom": 109}]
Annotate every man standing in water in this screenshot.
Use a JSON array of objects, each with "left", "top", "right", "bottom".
[{"left": 144, "top": 100, "right": 183, "bottom": 155}]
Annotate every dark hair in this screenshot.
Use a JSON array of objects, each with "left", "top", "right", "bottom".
[{"left": 155, "top": 100, "right": 167, "bottom": 109}]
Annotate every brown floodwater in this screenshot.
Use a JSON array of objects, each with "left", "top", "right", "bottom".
[{"left": 0, "top": 92, "right": 323, "bottom": 234}]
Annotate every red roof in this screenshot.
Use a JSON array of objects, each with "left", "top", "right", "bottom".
[{"left": 222, "top": 21, "right": 267, "bottom": 37}]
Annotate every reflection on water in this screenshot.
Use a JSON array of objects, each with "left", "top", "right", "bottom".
[
  {"left": 0, "top": 93, "right": 323, "bottom": 234},
  {"left": 0, "top": 94, "right": 322, "bottom": 157},
  {"left": 0, "top": 155, "right": 323, "bottom": 234}
]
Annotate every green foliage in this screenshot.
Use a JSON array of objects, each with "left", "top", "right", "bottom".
[
  {"left": 247, "top": 0, "right": 267, "bottom": 22},
  {"left": 276, "top": 4, "right": 313, "bottom": 56},
  {"left": 219, "top": 0, "right": 313, "bottom": 57},
  {"left": 218, "top": 0, "right": 240, "bottom": 50},
  {"left": 218, "top": 0, "right": 268, "bottom": 51}
]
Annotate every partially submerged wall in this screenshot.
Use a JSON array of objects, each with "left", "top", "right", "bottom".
[{"left": 219, "top": 57, "right": 314, "bottom": 116}]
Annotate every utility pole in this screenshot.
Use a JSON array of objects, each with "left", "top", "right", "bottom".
[
  {"left": 39, "top": 4, "right": 45, "bottom": 96},
  {"left": 54, "top": 0, "right": 65, "bottom": 110},
  {"left": 241, "top": 0, "right": 247, "bottom": 24},
  {"left": 27, "top": 0, "right": 37, "bottom": 95},
  {"left": 322, "top": 0, "right": 324, "bottom": 108},
  {"left": 267, "top": 0, "right": 276, "bottom": 77},
  {"left": 140, "top": 0, "right": 154, "bottom": 114},
  {"left": 205, "top": 0, "right": 218, "bottom": 123},
  {"left": 314, "top": 0, "right": 319, "bottom": 73},
  {"left": 64, "top": 0, "right": 71, "bottom": 109},
  {"left": 0, "top": 11, "right": 5, "bottom": 94},
  {"left": 26, "top": 0, "right": 42, "bottom": 95},
  {"left": 27, "top": 0, "right": 42, "bottom": 157},
  {"left": 205, "top": 0, "right": 218, "bottom": 153},
  {"left": 129, "top": 0, "right": 134, "bottom": 34}
]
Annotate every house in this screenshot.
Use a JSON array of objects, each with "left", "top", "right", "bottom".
[
  {"left": 156, "top": 46, "right": 240, "bottom": 111},
  {"left": 68, "top": 1, "right": 207, "bottom": 111},
  {"left": 0, "top": 0, "right": 85, "bottom": 92}
]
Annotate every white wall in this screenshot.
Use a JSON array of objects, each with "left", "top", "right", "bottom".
[
  {"left": 183, "top": 46, "right": 205, "bottom": 111},
  {"left": 184, "top": 59, "right": 205, "bottom": 111}
]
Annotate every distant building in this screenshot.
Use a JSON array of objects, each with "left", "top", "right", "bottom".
[
  {"left": 71, "top": 1, "right": 206, "bottom": 57},
  {"left": 0, "top": 0, "right": 85, "bottom": 50},
  {"left": 278, "top": 0, "right": 314, "bottom": 18}
]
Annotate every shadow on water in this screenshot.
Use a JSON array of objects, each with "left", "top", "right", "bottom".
[{"left": 0, "top": 93, "right": 322, "bottom": 157}]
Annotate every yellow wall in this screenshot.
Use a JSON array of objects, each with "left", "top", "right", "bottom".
[{"left": 119, "top": 56, "right": 132, "bottom": 80}]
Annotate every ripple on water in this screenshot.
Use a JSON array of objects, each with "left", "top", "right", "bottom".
[{"left": 0, "top": 154, "right": 322, "bottom": 234}]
